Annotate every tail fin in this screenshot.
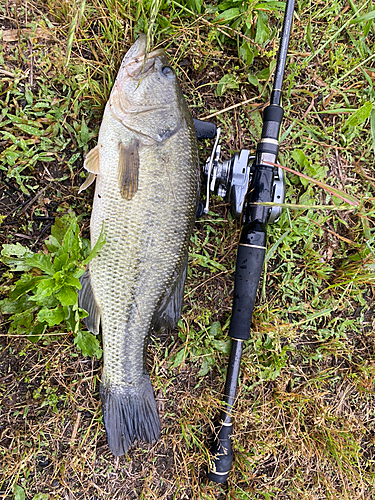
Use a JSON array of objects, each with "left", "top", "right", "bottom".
[{"left": 100, "top": 375, "right": 161, "bottom": 456}]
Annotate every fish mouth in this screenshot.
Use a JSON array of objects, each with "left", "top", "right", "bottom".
[{"left": 121, "top": 34, "right": 166, "bottom": 78}]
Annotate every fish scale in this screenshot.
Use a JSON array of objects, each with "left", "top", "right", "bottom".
[{"left": 78, "top": 35, "right": 199, "bottom": 455}]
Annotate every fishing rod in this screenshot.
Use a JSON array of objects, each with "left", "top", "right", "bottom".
[{"left": 195, "top": 0, "right": 296, "bottom": 482}]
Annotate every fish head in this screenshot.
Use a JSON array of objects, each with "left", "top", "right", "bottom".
[{"left": 108, "top": 35, "right": 190, "bottom": 142}]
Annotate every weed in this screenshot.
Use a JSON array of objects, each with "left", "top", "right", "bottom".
[{"left": 0, "top": 211, "right": 104, "bottom": 357}]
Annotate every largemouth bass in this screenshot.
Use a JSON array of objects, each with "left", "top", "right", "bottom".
[{"left": 78, "top": 35, "right": 199, "bottom": 455}]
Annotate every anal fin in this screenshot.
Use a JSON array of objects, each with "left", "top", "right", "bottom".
[
  {"left": 152, "top": 260, "right": 187, "bottom": 332},
  {"left": 78, "top": 267, "right": 101, "bottom": 334}
]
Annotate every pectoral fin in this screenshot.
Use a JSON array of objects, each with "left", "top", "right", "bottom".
[
  {"left": 78, "top": 172, "right": 96, "bottom": 193},
  {"left": 78, "top": 267, "right": 101, "bottom": 335},
  {"left": 118, "top": 140, "right": 139, "bottom": 200},
  {"left": 78, "top": 145, "right": 100, "bottom": 193}
]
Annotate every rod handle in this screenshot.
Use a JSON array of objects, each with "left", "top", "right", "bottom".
[{"left": 207, "top": 423, "right": 234, "bottom": 483}]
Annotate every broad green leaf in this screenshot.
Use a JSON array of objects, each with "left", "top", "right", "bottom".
[
  {"left": 44, "top": 234, "right": 60, "bottom": 253},
  {"left": 8, "top": 309, "right": 35, "bottom": 334},
  {"left": 64, "top": 276, "right": 82, "bottom": 289},
  {"left": 29, "top": 322, "right": 48, "bottom": 343},
  {"left": 172, "top": 348, "right": 186, "bottom": 368},
  {"left": 255, "top": 11, "right": 269, "bottom": 44},
  {"left": 210, "top": 321, "right": 223, "bottom": 337},
  {"left": 53, "top": 252, "right": 69, "bottom": 272},
  {"left": 198, "top": 357, "right": 212, "bottom": 377},
  {"left": 31, "top": 278, "right": 57, "bottom": 302},
  {"left": 25, "top": 253, "right": 54, "bottom": 276},
  {"left": 57, "top": 286, "right": 77, "bottom": 306},
  {"left": 0, "top": 294, "right": 34, "bottom": 314},
  {"left": 1, "top": 243, "right": 34, "bottom": 271},
  {"left": 216, "top": 74, "right": 239, "bottom": 97},
  {"left": 248, "top": 74, "right": 259, "bottom": 86},
  {"left": 342, "top": 101, "right": 372, "bottom": 130},
  {"left": 216, "top": 8, "right": 241, "bottom": 23},
  {"left": 31, "top": 494, "right": 49, "bottom": 500},
  {"left": 13, "top": 485, "right": 25, "bottom": 500},
  {"left": 37, "top": 306, "right": 65, "bottom": 326},
  {"left": 257, "top": 59, "right": 276, "bottom": 80},
  {"left": 212, "top": 339, "right": 231, "bottom": 354},
  {"left": 25, "top": 85, "right": 33, "bottom": 105},
  {"left": 74, "top": 329, "right": 102, "bottom": 358},
  {"left": 255, "top": 2, "right": 286, "bottom": 10},
  {"left": 239, "top": 42, "right": 254, "bottom": 66},
  {"left": 9, "top": 275, "right": 44, "bottom": 300}
]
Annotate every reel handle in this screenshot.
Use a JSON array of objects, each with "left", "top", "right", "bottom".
[{"left": 193, "top": 119, "right": 217, "bottom": 140}]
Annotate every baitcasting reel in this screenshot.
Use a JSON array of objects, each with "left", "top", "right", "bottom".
[{"left": 202, "top": 127, "right": 285, "bottom": 223}]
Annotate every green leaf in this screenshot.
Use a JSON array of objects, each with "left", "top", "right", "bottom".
[
  {"left": 9, "top": 275, "right": 44, "bottom": 300},
  {"left": 350, "top": 10, "right": 375, "bottom": 24},
  {"left": 79, "top": 117, "right": 90, "bottom": 146},
  {"left": 29, "top": 322, "right": 48, "bottom": 343},
  {"left": 53, "top": 252, "right": 69, "bottom": 272},
  {"left": 15, "top": 123, "right": 43, "bottom": 137},
  {"left": 13, "top": 485, "right": 25, "bottom": 500},
  {"left": 172, "top": 348, "right": 186, "bottom": 368},
  {"left": 371, "top": 109, "right": 375, "bottom": 154},
  {"left": 25, "top": 85, "right": 33, "bottom": 105},
  {"left": 37, "top": 306, "right": 65, "bottom": 326},
  {"left": 306, "top": 18, "right": 314, "bottom": 52},
  {"left": 57, "top": 286, "right": 77, "bottom": 306},
  {"left": 1, "top": 243, "right": 34, "bottom": 271},
  {"left": 255, "top": 11, "right": 269, "bottom": 44},
  {"left": 8, "top": 309, "right": 35, "bottom": 334},
  {"left": 212, "top": 339, "right": 231, "bottom": 354},
  {"left": 82, "top": 224, "right": 106, "bottom": 265},
  {"left": 186, "top": 0, "right": 203, "bottom": 14},
  {"left": 74, "top": 329, "right": 102, "bottom": 358},
  {"left": 25, "top": 253, "right": 54, "bottom": 275},
  {"left": 64, "top": 276, "right": 82, "bottom": 289},
  {"left": 31, "top": 494, "right": 49, "bottom": 500},
  {"left": 31, "top": 278, "right": 58, "bottom": 302},
  {"left": 342, "top": 101, "right": 372, "bottom": 131},
  {"left": 216, "top": 73, "right": 239, "bottom": 97},
  {"left": 198, "top": 357, "right": 212, "bottom": 377},
  {"left": 210, "top": 321, "right": 223, "bottom": 337},
  {"left": 239, "top": 41, "right": 254, "bottom": 66},
  {"left": 216, "top": 8, "right": 241, "bottom": 23},
  {"left": 257, "top": 59, "right": 276, "bottom": 80},
  {"left": 44, "top": 234, "right": 60, "bottom": 253},
  {"left": 0, "top": 294, "right": 34, "bottom": 315},
  {"left": 248, "top": 73, "right": 259, "bottom": 86}
]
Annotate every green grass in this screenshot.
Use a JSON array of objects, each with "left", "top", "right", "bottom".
[{"left": 0, "top": 0, "right": 374, "bottom": 498}]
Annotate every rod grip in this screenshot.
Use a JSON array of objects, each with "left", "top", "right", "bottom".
[
  {"left": 228, "top": 228, "right": 266, "bottom": 341},
  {"left": 207, "top": 423, "right": 234, "bottom": 483}
]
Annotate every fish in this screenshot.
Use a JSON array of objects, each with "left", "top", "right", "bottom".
[{"left": 78, "top": 34, "right": 199, "bottom": 456}]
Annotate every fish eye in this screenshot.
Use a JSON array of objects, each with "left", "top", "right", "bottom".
[{"left": 161, "top": 66, "right": 174, "bottom": 78}]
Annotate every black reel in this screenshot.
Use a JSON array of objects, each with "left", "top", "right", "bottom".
[{"left": 196, "top": 124, "right": 285, "bottom": 223}]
